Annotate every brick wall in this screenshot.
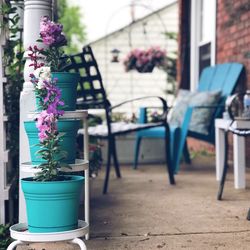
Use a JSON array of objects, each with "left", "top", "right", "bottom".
[
  {"left": 217, "top": 0, "right": 250, "bottom": 164},
  {"left": 177, "top": 0, "right": 250, "bottom": 162},
  {"left": 177, "top": 0, "right": 250, "bottom": 91},
  {"left": 216, "top": 0, "right": 250, "bottom": 86}
]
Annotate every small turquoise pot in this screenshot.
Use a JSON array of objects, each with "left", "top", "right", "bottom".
[
  {"left": 36, "top": 72, "right": 80, "bottom": 111},
  {"left": 21, "top": 175, "right": 84, "bottom": 233},
  {"left": 24, "top": 119, "right": 80, "bottom": 165},
  {"left": 52, "top": 72, "right": 79, "bottom": 111}
]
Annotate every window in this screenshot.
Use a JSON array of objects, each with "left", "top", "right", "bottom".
[{"left": 190, "top": 0, "right": 216, "bottom": 90}]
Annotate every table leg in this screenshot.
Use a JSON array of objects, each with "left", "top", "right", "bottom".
[
  {"left": 7, "top": 240, "right": 25, "bottom": 250},
  {"left": 71, "top": 238, "right": 87, "bottom": 250},
  {"left": 233, "top": 134, "right": 246, "bottom": 189},
  {"left": 83, "top": 116, "right": 89, "bottom": 240},
  {"left": 215, "top": 127, "right": 225, "bottom": 181}
]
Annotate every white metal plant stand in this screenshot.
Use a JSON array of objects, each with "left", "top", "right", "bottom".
[
  {"left": 17, "top": 110, "right": 90, "bottom": 249},
  {"left": 7, "top": 220, "right": 88, "bottom": 250}
]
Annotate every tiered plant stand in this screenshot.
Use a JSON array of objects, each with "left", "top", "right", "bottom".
[
  {"left": 14, "top": 110, "right": 89, "bottom": 249},
  {"left": 8, "top": 220, "right": 88, "bottom": 250}
]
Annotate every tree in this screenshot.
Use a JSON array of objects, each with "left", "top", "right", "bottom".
[
  {"left": 164, "top": 31, "right": 177, "bottom": 97},
  {"left": 57, "top": 0, "right": 86, "bottom": 54}
]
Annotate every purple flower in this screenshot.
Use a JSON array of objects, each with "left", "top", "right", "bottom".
[
  {"left": 40, "top": 16, "right": 67, "bottom": 47},
  {"left": 42, "top": 36, "right": 55, "bottom": 46},
  {"left": 33, "top": 71, "right": 65, "bottom": 143},
  {"left": 36, "top": 110, "right": 57, "bottom": 141}
]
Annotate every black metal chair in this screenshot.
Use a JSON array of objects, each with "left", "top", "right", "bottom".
[{"left": 65, "top": 45, "right": 175, "bottom": 194}]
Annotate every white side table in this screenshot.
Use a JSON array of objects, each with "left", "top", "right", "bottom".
[{"left": 215, "top": 118, "right": 250, "bottom": 189}]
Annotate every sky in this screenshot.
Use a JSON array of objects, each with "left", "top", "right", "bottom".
[{"left": 70, "top": 0, "right": 176, "bottom": 42}]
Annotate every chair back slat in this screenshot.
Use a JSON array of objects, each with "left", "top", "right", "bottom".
[
  {"left": 198, "top": 63, "right": 243, "bottom": 97},
  {"left": 221, "top": 63, "right": 243, "bottom": 96},
  {"left": 197, "top": 67, "right": 215, "bottom": 91},
  {"left": 207, "top": 63, "right": 231, "bottom": 92},
  {"left": 65, "top": 46, "right": 110, "bottom": 110}
]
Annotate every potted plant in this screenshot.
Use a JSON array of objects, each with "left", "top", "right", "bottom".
[
  {"left": 25, "top": 17, "right": 80, "bottom": 164},
  {"left": 123, "top": 46, "right": 167, "bottom": 73},
  {"left": 22, "top": 17, "right": 83, "bottom": 233},
  {"left": 28, "top": 16, "right": 79, "bottom": 111},
  {"left": 24, "top": 63, "right": 80, "bottom": 165},
  {"left": 22, "top": 69, "right": 83, "bottom": 233}
]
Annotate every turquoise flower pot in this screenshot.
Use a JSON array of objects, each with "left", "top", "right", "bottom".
[
  {"left": 36, "top": 72, "right": 80, "bottom": 111},
  {"left": 21, "top": 175, "right": 84, "bottom": 233},
  {"left": 52, "top": 72, "right": 79, "bottom": 111},
  {"left": 24, "top": 119, "right": 80, "bottom": 165}
]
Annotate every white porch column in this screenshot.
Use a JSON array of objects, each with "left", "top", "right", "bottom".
[{"left": 19, "top": 0, "right": 52, "bottom": 223}]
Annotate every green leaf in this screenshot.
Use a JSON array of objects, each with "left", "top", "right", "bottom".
[{"left": 36, "top": 149, "right": 51, "bottom": 154}]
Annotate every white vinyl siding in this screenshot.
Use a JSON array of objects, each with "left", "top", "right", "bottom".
[{"left": 90, "top": 3, "right": 178, "bottom": 114}]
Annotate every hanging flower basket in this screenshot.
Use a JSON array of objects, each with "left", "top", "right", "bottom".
[
  {"left": 123, "top": 46, "right": 167, "bottom": 73},
  {"left": 136, "top": 64, "right": 155, "bottom": 73}
]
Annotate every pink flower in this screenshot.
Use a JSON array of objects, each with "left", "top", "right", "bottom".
[
  {"left": 40, "top": 16, "right": 66, "bottom": 47},
  {"left": 123, "top": 46, "right": 167, "bottom": 72},
  {"left": 35, "top": 105, "right": 60, "bottom": 142}
]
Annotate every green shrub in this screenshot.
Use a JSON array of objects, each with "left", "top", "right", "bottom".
[{"left": 0, "top": 224, "right": 12, "bottom": 250}]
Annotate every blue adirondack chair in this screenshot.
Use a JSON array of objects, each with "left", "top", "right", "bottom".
[{"left": 134, "top": 63, "right": 244, "bottom": 173}]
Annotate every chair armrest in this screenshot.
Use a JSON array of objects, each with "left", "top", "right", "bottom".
[
  {"left": 110, "top": 96, "right": 168, "bottom": 122},
  {"left": 190, "top": 105, "right": 225, "bottom": 109},
  {"left": 138, "top": 106, "right": 173, "bottom": 124},
  {"left": 110, "top": 96, "right": 168, "bottom": 111}
]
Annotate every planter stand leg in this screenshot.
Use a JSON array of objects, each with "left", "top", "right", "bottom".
[
  {"left": 7, "top": 240, "right": 25, "bottom": 250},
  {"left": 217, "top": 131, "right": 229, "bottom": 201},
  {"left": 165, "top": 124, "right": 175, "bottom": 185},
  {"left": 111, "top": 137, "right": 121, "bottom": 178},
  {"left": 103, "top": 138, "right": 112, "bottom": 194},
  {"left": 71, "top": 238, "right": 87, "bottom": 250}
]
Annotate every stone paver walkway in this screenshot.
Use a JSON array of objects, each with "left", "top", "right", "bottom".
[{"left": 18, "top": 156, "right": 250, "bottom": 249}]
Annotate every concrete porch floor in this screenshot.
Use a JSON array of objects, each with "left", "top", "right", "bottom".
[{"left": 18, "top": 155, "right": 250, "bottom": 249}]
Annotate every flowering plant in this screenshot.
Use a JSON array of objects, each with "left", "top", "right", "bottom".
[
  {"left": 28, "top": 16, "right": 68, "bottom": 72},
  {"left": 27, "top": 17, "right": 69, "bottom": 181},
  {"left": 123, "top": 46, "right": 167, "bottom": 73},
  {"left": 30, "top": 67, "right": 68, "bottom": 181},
  {"left": 149, "top": 110, "right": 163, "bottom": 123}
]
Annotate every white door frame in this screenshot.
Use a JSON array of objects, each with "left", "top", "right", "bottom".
[{"left": 190, "top": 0, "right": 216, "bottom": 91}]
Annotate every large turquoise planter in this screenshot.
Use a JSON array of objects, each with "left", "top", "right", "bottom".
[
  {"left": 36, "top": 72, "right": 80, "bottom": 111},
  {"left": 21, "top": 175, "right": 84, "bottom": 233},
  {"left": 24, "top": 119, "right": 80, "bottom": 164}
]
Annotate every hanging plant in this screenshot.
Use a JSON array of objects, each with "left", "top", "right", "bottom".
[{"left": 123, "top": 46, "right": 167, "bottom": 73}]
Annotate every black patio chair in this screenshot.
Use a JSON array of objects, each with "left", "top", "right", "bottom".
[{"left": 64, "top": 45, "right": 175, "bottom": 194}]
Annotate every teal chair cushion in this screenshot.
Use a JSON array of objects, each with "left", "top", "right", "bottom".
[
  {"left": 168, "top": 89, "right": 195, "bottom": 126},
  {"left": 169, "top": 89, "right": 221, "bottom": 135}
]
